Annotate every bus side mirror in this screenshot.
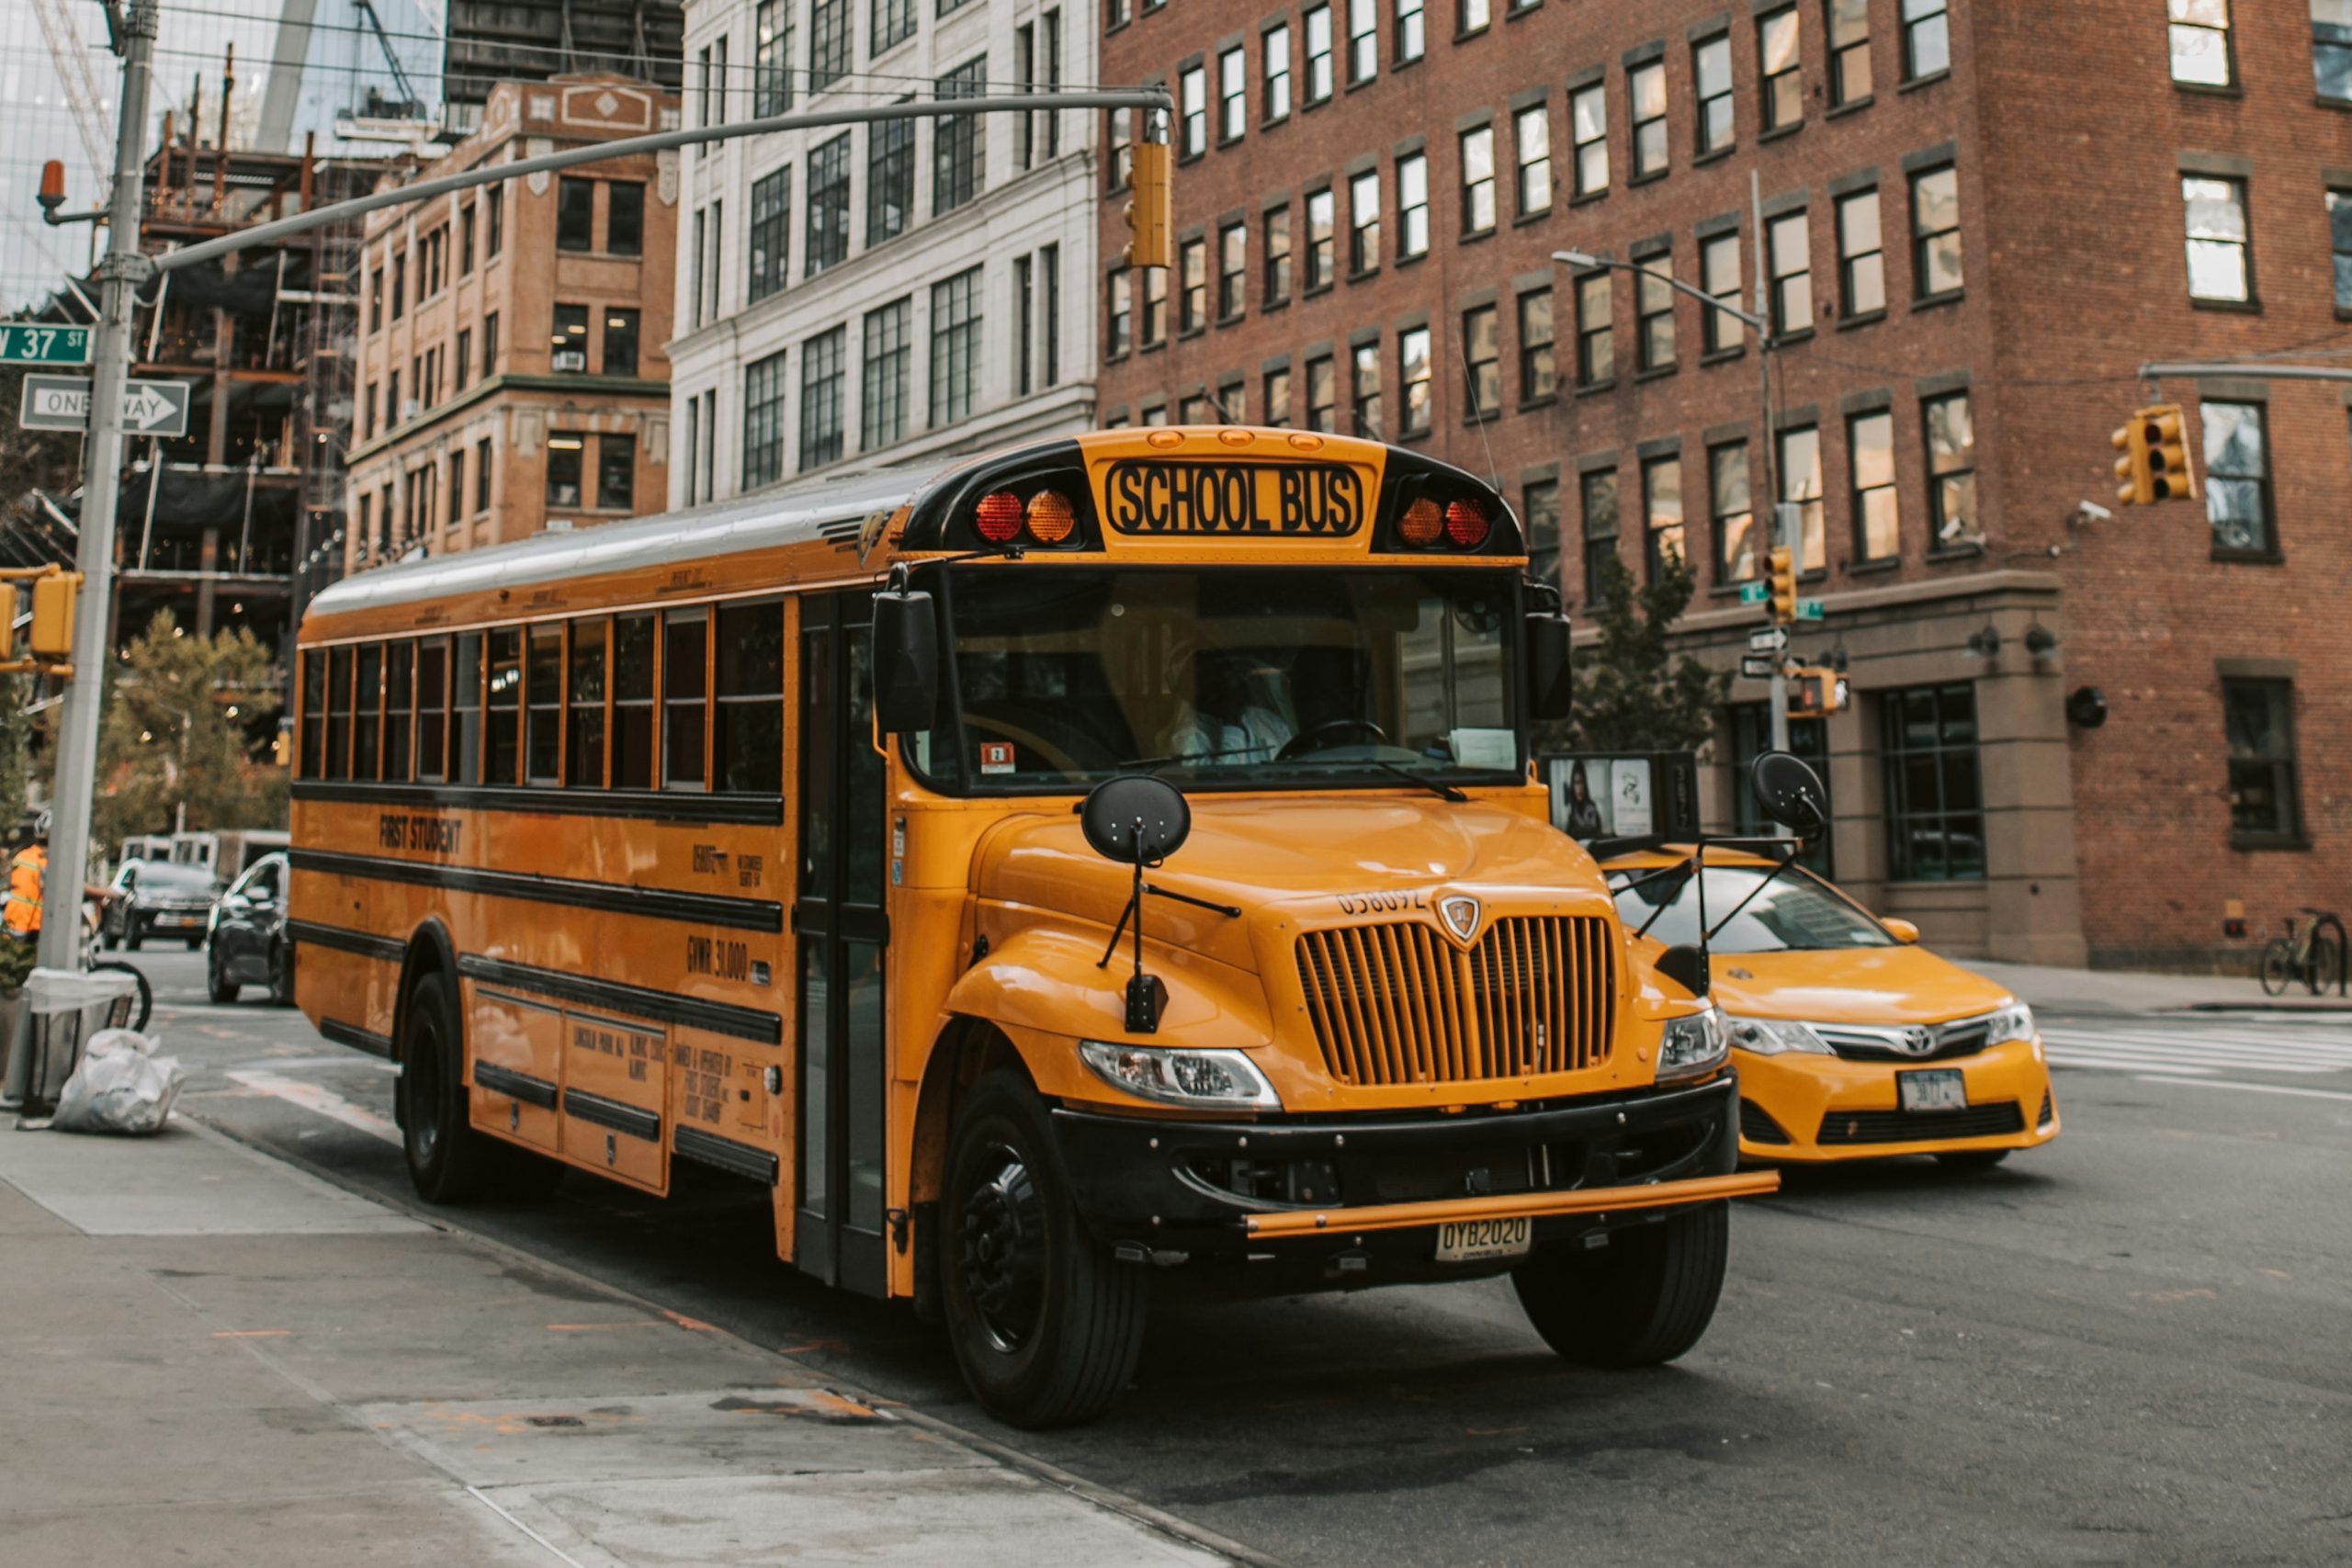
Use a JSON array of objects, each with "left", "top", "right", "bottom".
[
  {"left": 1748, "top": 751, "right": 1829, "bottom": 843},
  {"left": 1526, "top": 612, "right": 1573, "bottom": 722},
  {"left": 871, "top": 586, "right": 939, "bottom": 734}
]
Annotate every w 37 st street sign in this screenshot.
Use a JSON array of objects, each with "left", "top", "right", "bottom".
[{"left": 0, "top": 324, "right": 93, "bottom": 366}]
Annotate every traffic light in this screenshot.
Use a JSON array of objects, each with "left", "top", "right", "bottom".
[
  {"left": 2111, "top": 413, "right": 2153, "bottom": 506},
  {"left": 1766, "top": 546, "right": 1798, "bottom": 624},
  {"left": 0, "top": 583, "right": 16, "bottom": 660},
  {"left": 1122, "top": 140, "right": 1172, "bottom": 270},
  {"left": 28, "top": 570, "right": 79, "bottom": 659},
  {"left": 2142, "top": 403, "right": 2195, "bottom": 502},
  {"left": 1784, "top": 664, "right": 1849, "bottom": 718}
]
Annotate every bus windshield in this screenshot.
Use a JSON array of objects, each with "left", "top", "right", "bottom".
[{"left": 912, "top": 567, "right": 1521, "bottom": 792}]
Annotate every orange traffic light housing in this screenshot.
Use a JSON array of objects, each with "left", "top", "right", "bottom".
[
  {"left": 1784, "top": 664, "right": 1848, "bottom": 718},
  {"left": 1122, "top": 140, "right": 1172, "bottom": 270},
  {"left": 38, "top": 159, "right": 67, "bottom": 216},
  {"left": 2142, "top": 403, "right": 2195, "bottom": 502},
  {"left": 2111, "top": 414, "right": 2154, "bottom": 507},
  {"left": 28, "top": 570, "right": 79, "bottom": 659},
  {"left": 0, "top": 583, "right": 16, "bottom": 660},
  {"left": 1766, "top": 546, "right": 1798, "bottom": 624}
]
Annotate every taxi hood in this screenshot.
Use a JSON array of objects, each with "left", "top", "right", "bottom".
[{"left": 1657, "top": 942, "right": 2015, "bottom": 1026}]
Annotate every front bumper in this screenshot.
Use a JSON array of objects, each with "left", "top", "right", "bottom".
[
  {"left": 1049, "top": 1072, "right": 1766, "bottom": 1287},
  {"left": 1735, "top": 1036, "right": 2061, "bottom": 1162}
]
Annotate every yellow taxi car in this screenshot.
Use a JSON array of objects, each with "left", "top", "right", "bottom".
[{"left": 1600, "top": 847, "right": 2059, "bottom": 1169}]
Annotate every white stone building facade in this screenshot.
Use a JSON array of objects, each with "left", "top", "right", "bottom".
[{"left": 670, "top": 0, "right": 1095, "bottom": 504}]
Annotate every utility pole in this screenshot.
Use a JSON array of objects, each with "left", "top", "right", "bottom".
[
  {"left": 1752, "top": 169, "right": 1794, "bottom": 754},
  {"left": 38, "top": 0, "right": 157, "bottom": 972}
]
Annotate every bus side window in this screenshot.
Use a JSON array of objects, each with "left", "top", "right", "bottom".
[
  {"left": 525, "top": 623, "right": 563, "bottom": 784},
  {"left": 386, "top": 641, "right": 415, "bottom": 782},
  {"left": 487, "top": 627, "right": 523, "bottom": 786},
  {"left": 326, "top": 646, "right": 354, "bottom": 779},
  {"left": 662, "top": 608, "right": 709, "bottom": 792},
  {"left": 300, "top": 649, "right": 326, "bottom": 779},
  {"left": 613, "top": 615, "right": 655, "bottom": 789},
  {"left": 418, "top": 637, "right": 450, "bottom": 782},
  {"left": 455, "top": 631, "right": 484, "bottom": 784},
  {"left": 355, "top": 644, "right": 383, "bottom": 781},
  {"left": 569, "top": 617, "right": 609, "bottom": 787},
  {"left": 715, "top": 601, "right": 783, "bottom": 794}
]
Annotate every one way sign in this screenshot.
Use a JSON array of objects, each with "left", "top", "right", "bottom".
[{"left": 17, "top": 373, "right": 192, "bottom": 438}]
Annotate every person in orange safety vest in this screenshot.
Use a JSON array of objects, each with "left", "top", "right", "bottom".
[{"left": 4, "top": 829, "right": 46, "bottom": 940}]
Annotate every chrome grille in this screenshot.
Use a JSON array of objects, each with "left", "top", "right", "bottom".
[{"left": 1295, "top": 916, "right": 1616, "bottom": 1087}]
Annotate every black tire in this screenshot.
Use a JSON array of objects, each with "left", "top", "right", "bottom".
[
  {"left": 89, "top": 961, "right": 152, "bottom": 1032},
  {"left": 940, "top": 1070, "right": 1148, "bottom": 1428},
  {"left": 2304, "top": 931, "right": 2343, "bottom": 998},
  {"left": 207, "top": 947, "right": 240, "bottom": 1005},
  {"left": 267, "top": 941, "right": 296, "bottom": 1007},
  {"left": 1511, "top": 1202, "right": 1729, "bottom": 1369},
  {"left": 1935, "top": 1148, "right": 2011, "bottom": 1173},
  {"left": 2259, "top": 940, "right": 2293, "bottom": 997},
  {"left": 397, "top": 970, "right": 501, "bottom": 1203},
  {"left": 185, "top": 934, "right": 203, "bottom": 951}
]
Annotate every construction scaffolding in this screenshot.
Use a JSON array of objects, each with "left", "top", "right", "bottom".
[{"left": 444, "top": 0, "right": 685, "bottom": 134}]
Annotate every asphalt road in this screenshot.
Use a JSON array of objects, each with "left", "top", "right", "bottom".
[{"left": 128, "top": 949, "right": 2352, "bottom": 1568}]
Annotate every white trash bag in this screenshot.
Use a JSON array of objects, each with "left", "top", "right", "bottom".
[{"left": 51, "top": 1028, "right": 186, "bottom": 1135}]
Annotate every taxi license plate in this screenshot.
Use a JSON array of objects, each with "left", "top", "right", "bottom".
[
  {"left": 1435, "top": 1216, "right": 1532, "bottom": 1264},
  {"left": 1898, "top": 1068, "right": 1967, "bottom": 1112}
]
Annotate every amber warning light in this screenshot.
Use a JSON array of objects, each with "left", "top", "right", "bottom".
[{"left": 38, "top": 160, "right": 67, "bottom": 214}]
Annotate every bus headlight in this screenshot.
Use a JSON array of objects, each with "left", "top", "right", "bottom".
[
  {"left": 1078, "top": 1041, "right": 1283, "bottom": 1111},
  {"left": 1985, "top": 1001, "right": 2035, "bottom": 1044},
  {"left": 1657, "top": 1006, "right": 1730, "bottom": 1081},
  {"left": 1724, "top": 1016, "right": 1837, "bottom": 1056}
]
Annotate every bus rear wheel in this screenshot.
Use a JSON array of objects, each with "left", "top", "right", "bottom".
[
  {"left": 398, "top": 971, "right": 501, "bottom": 1204},
  {"left": 940, "top": 1071, "right": 1147, "bottom": 1429},
  {"left": 1511, "top": 1201, "right": 1729, "bottom": 1369}
]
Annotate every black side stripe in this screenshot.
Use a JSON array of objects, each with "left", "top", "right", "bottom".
[
  {"left": 457, "top": 953, "right": 782, "bottom": 1046},
  {"left": 563, "top": 1088, "right": 662, "bottom": 1141},
  {"left": 673, "top": 1125, "right": 783, "bottom": 1185},
  {"left": 320, "top": 1018, "right": 394, "bottom": 1057},
  {"left": 292, "top": 848, "right": 784, "bottom": 933},
  {"left": 473, "top": 1062, "right": 560, "bottom": 1109},
  {"left": 288, "top": 919, "right": 407, "bottom": 964},
  {"left": 292, "top": 779, "right": 784, "bottom": 828}
]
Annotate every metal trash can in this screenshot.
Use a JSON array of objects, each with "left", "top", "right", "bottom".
[{"left": 2, "top": 967, "right": 141, "bottom": 1116}]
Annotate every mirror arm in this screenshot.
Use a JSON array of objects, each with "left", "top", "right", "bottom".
[
  {"left": 1702, "top": 846, "right": 1803, "bottom": 942},
  {"left": 1148, "top": 884, "right": 1241, "bottom": 919}
]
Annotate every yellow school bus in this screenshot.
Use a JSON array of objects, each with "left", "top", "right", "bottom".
[{"left": 290, "top": 426, "right": 1775, "bottom": 1427}]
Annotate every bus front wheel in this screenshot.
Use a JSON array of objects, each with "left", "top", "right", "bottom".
[
  {"left": 1511, "top": 1201, "right": 1729, "bottom": 1369},
  {"left": 398, "top": 971, "right": 500, "bottom": 1204},
  {"left": 940, "top": 1071, "right": 1147, "bottom": 1428}
]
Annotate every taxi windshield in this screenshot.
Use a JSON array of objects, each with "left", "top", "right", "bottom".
[
  {"left": 910, "top": 567, "right": 1521, "bottom": 792},
  {"left": 1608, "top": 863, "right": 1894, "bottom": 953}
]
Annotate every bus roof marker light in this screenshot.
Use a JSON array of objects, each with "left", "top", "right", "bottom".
[
  {"left": 1146, "top": 429, "right": 1184, "bottom": 450},
  {"left": 1217, "top": 428, "right": 1253, "bottom": 446},
  {"left": 1286, "top": 433, "right": 1324, "bottom": 453},
  {"left": 1024, "top": 490, "right": 1076, "bottom": 545},
  {"left": 1444, "top": 498, "right": 1492, "bottom": 548},
  {"left": 1398, "top": 498, "right": 1443, "bottom": 547},
  {"left": 974, "top": 491, "right": 1023, "bottom": 544}
]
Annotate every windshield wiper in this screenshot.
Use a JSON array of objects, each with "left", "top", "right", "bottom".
[
  {"left": 1363, "top": 759, "right": 1467, "bottom": 802},
  {"left": 1110, "top": 743, "right": 1272, "bottom": 772}
]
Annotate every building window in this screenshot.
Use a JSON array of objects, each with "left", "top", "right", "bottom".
[
  {"left": 557, "top": 177, "right": 595, "bottom": 252},
  {"left": 456, "top": 328, "right": 471, "bottom": 389},
  {"left": 2320, "top": 1, "right": 2352, "bottom": 98},
  {"left": 459, "top": 205, "right": 476, "bottom": 274},
  {"left": 1579, "top": 468, "right": 1619, "bottom": 604},
  {"left": 1778, "top": 423, "right": 1826, "bottom": 569},
  {"left": 1838, "top": 188, "right": 1883, "bottom": 315},
  {"left": 2332, "top": 190, "right": 2352, "bottom": 309},
  {"left": 1306, "top": 188, "right": 1337, "bottom": 288},
  {"left": 1180, "top": 236, "right": 1209, "bottom": 330},
  {"left": 1575, "top": 272, "right": 1613, "bottom": 385},
  {"left": 1265, "top": 206, "right": 1293, "bottom": 303},
  {"left": 1348, "top": 0, "right": 1378, "bottom": 83},
  {"left": 1903, "top": 0, "right": 1951, "bottom": 77},
  {"left": 2168, "top": 0, "right": 2232, "bottom": 85},
  {"left": 604, "top": 309, "right": 640, "bottom": 378},
  {"left": 368, "top": 266, "right": 382, "bottom": 333},
  {"left": 1463, "top": 304, "right": 1499, "bottom": 415},
  {"left": 869, "top": 111, "right": 915, "bottom": 244},
  {"left": 2182, "top": 175, "right": 2251, "bottom": 302},
  {"left": 598, "top": 433, "right": 635, "bottom": 511},
  {"left": 1264, "top": 364, "right": 1293, "bottom": 423},
  {"left": 1219, "top": 221, "right": 1248, "bottom": 317},
  {"left": 806, "top": 133, "right": 851, "bottom": 275},
  {"left": 476, "top": 436, "right": 493, "bottom": 513},
  {"left": 1522, "top": 479, "right": 1561, "bottom": 584},
  {"left": 1461, "top": 0, "right": 1491, "bottom": 33},
  {"left": 1180, "top": 63, "right": 1208, "bottom": 157},
  {"left": 482, "top": 311, "right": 499, "bottom": 375},
  {"left": 1925, "top": 390, "right": 1976, "bottom": 546},
  {"left": 1399, "top": 326, "right": 1432, "bottom": 436},
  {"left": 1701, "top": 231, "right": 1744, "bottom": 350},
  {"left": 2202, "top": 400, "right": 2271, "bottom": 554},
  {"left": 1350, "top": 340, "right": 1382, "bottom": 437},
  {"left": 391, "top": 252, "right": 405, "bottom": 319},
  {"left": 810, "top": 0, "right": 850, "bottom": 88},
  {"left": 1911, "top": 164, "right": 1963, "bottom": 298},
  {"left": 1643, "top": 455, "right": 1684, "bottom": 579},
  {"left": 1306, "top": 6, "right": 1335, "bottom": 103},
  {"left": 1518, "top": 287, "right": 1555, "bottom": 401},
  {"left": 1711, "top": 441, "right": 1755, "bottom": 583},
  {"left": 1828, "top": 0, "right": 1871, "bottom": 105},
  {"left": 1769, "top": 209, "right": 1812, "bottom": 335},
  {"left": 1758, "top": 7, "right": 1803, "bottom": 130},
  {"left": 863, "top": 298, "right": 912, "bottom": 450},
  {"left": 1694, "top": 34, "right": 1735, "bottom": 153},
  {"left": 875, "top": 0, "right": 916, "bottom": 53},
  {"left": 1220, "top": 46, "right": 1247, "bottom": 141},
  {"left": 930, "top": 265, "right": 983, "bottom": 428},
  {"left": 484, "top": 186, "right": 503, "bottom": 256},
  {"left": 750, "top": 165, "right": 791, "bottom": 301},
  {"left": 1849, "top": 410, "right": 1898, "bottom": 559},
  {"left": 1396, "top": 0, "right": 1426, "bottom": 62},
  {"left": 1265, "top": 24, "right": 1293, "bottom": 118},
  {"left": 1397, "top": 152, "right": 1430, "bottom": 259},
  {"left": 799, "top": 327, "right": 845, "bottom": 469},
  {"left": 552, "top": 303, "right": 590, "bottom": 372},
  {"left": 1106, "top": 266, "right": 1132, "bottom": 355},
  {"left": 547, "top": 434, "right": 585, "bottom": 508},
  {"left": 754, "top": 0, "right": 793, "bottom": 115},
  {"left": 1514, "top": 106, "right": 1551, "bottom": 217},
  {"left": 1216, "top": 376, "right": 1245, "bottom": 421},
  {"left": 1570, "top": 83, "right": 1608, "bottom": 197},
  {"left": 742, "top": 351, "right": 787, "bottom": 491},
  {"left": 1140, "top": 266, "right": 1167, "bottom": 345},
  {"left": 697, "top": 38, "right": 727, "bottom": 129},
  {"left": 1883, "top": 682, "right": 1985, "bottom": 882},
  {"left": 2223, "top": 678, "right": 2302, "bottom": 841},
  {"left": 933, "top": 58, "right": 988, "bottom": 216},
  {"left": 1629, "top": 60, "right": 1668, "bottom": 179},
  {"left": 1306, "top": 354, "right": 1337, "bottom": 431},
  {"left": 1636, "top": 254, "right": 1676, "bottom": 371},
  {"left": 607, "top": 183, "right": 644, "bottom": 257},
  {"left": 1349, "top": 171, "right": 1381, "bottom": 273},
  {"left": 1461, "top": 125, "right": 1497, "bottom": 234}
]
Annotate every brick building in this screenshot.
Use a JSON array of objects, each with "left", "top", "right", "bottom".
[
  {"left": 1098, "top": 0, "right": 2351, "bottom": 969},
  {"left": 345, "top": 76, "right": 680, "bottom": 575}
]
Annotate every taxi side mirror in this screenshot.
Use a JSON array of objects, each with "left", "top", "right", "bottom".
[
  {"left": 1882, "top": 917, "right": 1920, "bottom": 944},
  {"left": 871, "top": 583, "right": 939, "bottom": 735},
  {"left": 1525, "top": 612, "right": 1573, "bottom": 722}
]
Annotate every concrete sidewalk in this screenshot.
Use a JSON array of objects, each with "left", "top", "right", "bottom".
[
  {"left": 0, "top": 1119, "right": 1237, "bottom": 1568},
  {"left": 1965, "top": 959, "right": 2352, "bottom": 1017}
]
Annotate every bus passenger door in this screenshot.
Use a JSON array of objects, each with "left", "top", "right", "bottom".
[{"left": 793, "top": 592, "right": 889, "bottom": 1295}]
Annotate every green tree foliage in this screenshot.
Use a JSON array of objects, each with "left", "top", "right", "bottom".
[
  {"left": 92, "top": 610, "right": 287, "bottom": 852},
  {"left": 1554, "top": 552, "right": 1728, "bottom": 756}
]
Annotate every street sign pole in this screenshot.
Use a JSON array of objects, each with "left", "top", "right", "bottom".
[{"left": 37, "top": 0, "right": 156, "bottom": 973}]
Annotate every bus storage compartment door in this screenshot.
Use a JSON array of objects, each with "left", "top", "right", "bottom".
[
  {"left": 467, "top": 986, "right": 564, "bottom": 1153},
  {"left": 560, "top": 1010, "right": 668, "bottom": 1192}
]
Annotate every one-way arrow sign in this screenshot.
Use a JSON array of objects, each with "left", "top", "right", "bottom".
[{"left": 17, "top": 373, "right": 191, "bottom": 438}]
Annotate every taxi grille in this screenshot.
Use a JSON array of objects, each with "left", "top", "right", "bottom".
[
  {"left": 1815, "top": 1102, "right": 2026, "bottom": 1145},
  {"left": 1295, "top": 917, "right": 1615, "bottom": 1087}
]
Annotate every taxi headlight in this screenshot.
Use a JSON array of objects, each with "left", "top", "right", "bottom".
[
  {"left": 1079, "top": 1041, "right": 1282, "bottom": 1110},
  {"left": 1657, "top": 1006, "right": 1730, "bottom": 1081},
  {"left": 1724, "top": 1016, "right": 1837, "bottom": 1056},
  {"left": 1986, "top": 1001, "right": 2035, "bottom": 1044}
]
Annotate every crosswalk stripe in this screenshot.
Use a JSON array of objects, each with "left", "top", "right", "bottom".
[
  {"left": 2037, "top": 1019, "right": 2352, "bottom": 1081},
  {"left": 2042, "top": 1038, "right": 2348, "bottom": 1069},
  {"left": 2043, "top": 1028, "right": 2352, "bottom": 1054}
]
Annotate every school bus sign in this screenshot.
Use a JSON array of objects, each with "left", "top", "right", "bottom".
[{"left": 0, "top": 323, "right": 93, "bottom": 367}]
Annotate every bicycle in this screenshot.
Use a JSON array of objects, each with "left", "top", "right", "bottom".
[{"left": 2259, "top": 908, "right": 2346, "bottom": 998}]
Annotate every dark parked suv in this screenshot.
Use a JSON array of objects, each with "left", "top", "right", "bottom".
[
  {"left": 103, "top": 860, "right": 223, "bottom": 951},
  {"left": 208, "top": 852, "right": 293, "bottom": 1005}
]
